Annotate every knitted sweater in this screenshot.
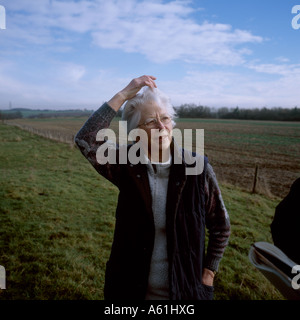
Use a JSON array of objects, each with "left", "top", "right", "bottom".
[{"left": 145, "top": 159, "right": 171, "bottom": 300}]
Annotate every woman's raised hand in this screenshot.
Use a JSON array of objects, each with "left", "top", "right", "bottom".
[
  {"left": 108, "top": 75, "right": 157, "bottom": 111},
  {"left": 120, "top": 75, "right": 157, "bottom": 100}
]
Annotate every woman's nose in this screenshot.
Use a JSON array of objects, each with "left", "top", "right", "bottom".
[{"left": 156, "top": 119, "right": 165, "bottom": 129}]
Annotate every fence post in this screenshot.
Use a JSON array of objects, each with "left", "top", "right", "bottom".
[{"left": 252, "top": 164, "right": 259, "bottom": 194}]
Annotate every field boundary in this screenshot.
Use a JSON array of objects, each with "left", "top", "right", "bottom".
[{"left": 4, "top": 121, "right": 75, "bottom": 147}]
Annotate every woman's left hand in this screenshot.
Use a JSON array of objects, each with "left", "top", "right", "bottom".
[{"left": 202, "top": 268, "right": 215, "bottom": 286}]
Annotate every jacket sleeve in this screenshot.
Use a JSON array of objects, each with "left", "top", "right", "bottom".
[
  {"left": 204, "top": 163, "right": 231, "bottom": 272},
  {"left": 74, "top": 102, "right": 122, "bottom": 188}
]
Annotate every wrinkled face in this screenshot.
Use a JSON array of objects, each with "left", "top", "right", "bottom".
[{"left": 137, "top": 100, "right": 173, "bottom": 157}]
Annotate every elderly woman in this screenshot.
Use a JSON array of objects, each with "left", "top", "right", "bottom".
[{"left": 75, "top": 75, "right": 230, "bottom": 300}]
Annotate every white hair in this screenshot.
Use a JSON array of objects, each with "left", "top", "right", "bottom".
[{"left": 121, "top": 87, "right": 176, "bottom": 134}]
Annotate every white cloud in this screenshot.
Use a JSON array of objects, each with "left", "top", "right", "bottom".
[
  {"left": 248, "top": 63, "right": 300, "bottom": 76},
  {"left": 0, "top": 59, "right": 131, "bottom": 108},
  {"left": 159, "top": 66, "right": 300, "bottom": 108},
  {"left": 275, "top": 57, "right": 290, "bottom": 63},
  {"left": 1, "top": 59, "right": 299, "bottom": 109},
  {"left": 90, "top": 2, "right": 263, "bottom": 65},
  {"left": 4, "top": 0, "right": 263, "bottom": 65},
  {"left": 91, "top": 19, "right": 262, "bottom": 65},
  {"left": 59, "top": 63, "right": 86, "bottom": 83}
]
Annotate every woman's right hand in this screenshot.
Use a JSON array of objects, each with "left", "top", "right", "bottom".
[
  {"left": 120, "top": 75, "right": 157, "bottom": 100},
  {"left": 108, "top": 75, "right": 157, "bottom": 111}
]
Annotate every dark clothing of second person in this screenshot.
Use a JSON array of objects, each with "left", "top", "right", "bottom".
[{"left": 271, "top": 178, "right": 300, "bottom": 264}]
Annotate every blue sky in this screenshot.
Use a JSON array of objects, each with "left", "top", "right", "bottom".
[{"left": 0, "top": 0, "right": 299, "bottom": 109}]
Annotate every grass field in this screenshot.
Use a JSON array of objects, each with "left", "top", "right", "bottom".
[
  {"left": 0, "top": 123, "right": 286, "bottom": 300},
  {"left": 5, "top": 116, "right": 300, "bottom": 198}
]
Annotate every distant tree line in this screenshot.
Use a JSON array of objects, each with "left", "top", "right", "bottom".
[
  {"left": 1, "top": 105, "right": 300, "bottom": 121},
  {"left": 175, "top": 104, "right": 300, "bottom": 121},
  {"left": 27, "top": 110, "right": 93, "bottom": 118},
  {"left": 0, "top": 111, "right": 23, "bottom": 120},
  {"left": 0, "top": 108, "right": 93, "bottom": 120}
]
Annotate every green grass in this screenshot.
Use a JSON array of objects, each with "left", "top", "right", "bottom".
[
  {"left": 214, "top": 184, "right": 282, "bottom": 299},
  {"left": 0, "top": 124, "right": 117, "bottom": 299},
  {"left": 0, "top": 124, "right": 284, "bottom": 300}
]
